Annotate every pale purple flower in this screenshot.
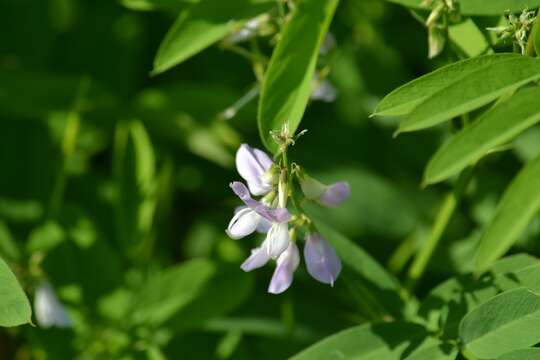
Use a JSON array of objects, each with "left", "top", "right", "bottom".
[
  {"left": 304, "top": 233, "right": 342, "bottom": 285},
  {"left": 299, "top": 173, "right": 350, "bottom": 207},
  {"left": 229, "top": 182, "right": 290, "bottom": 223},
  {"left": 241, "top": 242, "right": 271, "bottom": 271},
  {"left": 226, "top": 206, "right": 271, "bottom": 240},
  {"left": 34, "top": 282, "right": 72, "bottom": 329},
  {"left": 236, "top": 144, "right": 275, "bottom": 196},
  {"left": 268, "top": 242, "right": 300, "bottom": 294},
  {"left": 265, "top": 222, "right": 290, "bottom": 258},
  {"left": 319, "top": 181, "right": 350, "bottom": 207},
  {"left": 311, "top": 79, "right": 338, "bottom": 103}
]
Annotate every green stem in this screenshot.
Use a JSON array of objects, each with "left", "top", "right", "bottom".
[
  {"left": 405, "top": 167, "right": 474, "bottom": 291},
  {"left": 525, "top": 7, "right": 540, "bottom": 56},
  {"left": 48, "top": 77, "right": 90, "bottom": 219}
]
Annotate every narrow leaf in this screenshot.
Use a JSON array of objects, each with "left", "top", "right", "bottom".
[
  {"left": 291, "top": 322, "right": 428, "bottom": 360},
  {"left": 131, "top": 259, "right": 215, "bottom": 325},
  {"left": 398, "top": 56, "right": 540, "bottom": 134},
  {"left": 373, "top": 54, "right": 519, "bottom": 117},
  {"left": 153, "top": 0, "right": 274, "bottom": 74},
  {"left": 258, "top": 0, "right": 339, "bottom": 152},
  {"left": 383, "top": 0, "right": 539, "bottom": 15},
  {"left": 121, "top": 0, "right": 190, "bottom": 11},
  {"left": 476, "top": 154, "right": 540, "bottom": 273},
  {"left": 0, "top": 256, "right": 32, "bottom": 327},
  {"left": 459, "top": 288, "right": 540, "bottom": 359},
  {"left": 425, "top": 87, "right": 540, "bottom": 184},
  {"left": 497, "top": 348, "right": 540, "bottom": 360}
]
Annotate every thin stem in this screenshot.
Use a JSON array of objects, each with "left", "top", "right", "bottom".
[
  {"left": 525, "top": 8, "right": 539, "bottom": 56},
  {"left": 405, "top": 167, "right": 474, "bottom": 291},
  {"left": 48, "top": 77, "right": 90, "bottom": 219}
]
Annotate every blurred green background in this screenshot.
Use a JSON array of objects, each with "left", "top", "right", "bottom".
[{"left": 2, "top": 0, "right": 540, "bottom": 359}]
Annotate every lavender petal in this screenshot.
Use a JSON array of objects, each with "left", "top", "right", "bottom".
[
  {"left": 268, "top": 242, "right": 300, "bottom": 294},
  {"left": 230, "top": 182, "right": 291, "bottom": 223},
  {"left": 304, "top": 233, "right": 342, "bottom": 285},
  {"left": 241, "top": 245, "right": 270, "bottom": 271},
  {"left": 319, "top": 181, "right": 350, "bottom": 207}
]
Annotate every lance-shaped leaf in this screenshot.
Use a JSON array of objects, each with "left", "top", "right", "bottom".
[
  {"left": 398, "top": 56, "right": 540, "bottom": 134},
  {"left": 383, "top": 0, "right": 539, "bottom": 15},
  {"left": 373, "top": 54, "right": 519, "bottom": 117},
  {"left": 121, "top": 0, "right": 190, "bottom": 12},
  {"left": 258, "top": 0, "right": 339, "bottom": 152},
  {"left": 0, "top": 256, "right": 32, "bottom": 327},
  {"left": 153, "top": 0, "right": 275, "bottom": 74},
  {"left": 475, "top": 154, "right": 540, "bottom": 273},
  {"left": 291, "top": 322, "right": 429, "bottom": 360},
  {"left": 425, "top": 87, "right": 540, "bottom": 185},
  {"left": 459, "top": 288, "right": 540, "bottom": 359},
  {"left": 497, "top": 348, "right": 540, "bottom": 360}
]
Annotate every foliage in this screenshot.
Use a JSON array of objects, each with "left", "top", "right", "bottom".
[{"left": 2, "top": 0, "right": 540, "bottom": 359}]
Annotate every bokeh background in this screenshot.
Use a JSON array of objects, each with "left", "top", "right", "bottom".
[{"left": 2, "top": 0, "right": 540, "bottom": 358}]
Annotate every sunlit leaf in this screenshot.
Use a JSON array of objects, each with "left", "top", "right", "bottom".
[
  {"left": 397, "top": 56, "right": 540, "bottom": 134},
  {"left": 475, "top": 154, "right": 540, "bottom": 273},
  {"left": 258, "top": 0, "right": 339, "bottom": 152},
  {"left": 459, "top": 288, "right": 540, "bottom": 359},
  {"left": 373, "top": 54, "right": 519, "bottom": 117},
  {"left": 0, "top": 256, "right": 32, "bottom": 327},
  {"left": 497, "top": 348, "right": 540, "bottom": 360},
  {"left": 424, "top": 87, "right": 540, "bottom": 184},
  {"left": 291, "top": 322, "right": 429, "bottom": 360},
  {"left": 153, "top": 0, "right": 275, "bottom": 74},
  {"left": 419, "top": 254, "right": 540, "bottom": 337}
]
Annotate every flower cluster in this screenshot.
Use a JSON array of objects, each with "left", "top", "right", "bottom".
[
  {"left": 487, "top": 9, "right": 536, "bottom": 55},
  {"left": 226, "top": 143, "right": 350, "bottom": 294}
]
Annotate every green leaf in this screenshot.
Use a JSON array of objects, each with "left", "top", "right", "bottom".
[
  {"left": 497, "top": 348, "right": 540, "bottom": 360},
  {"left": 121, "top": 0, "right": 193, "bottom": 11},
  {"left": 291, "top": 322, "right": 429, "bottom": 360},
  {"left": 383, "top": 0, "right": 539, "bottom": 15},
  {"left": 153, "top": 0, "right": 274, "bottom": 74},
  {"left": 476, "top": 154, "right": 540, "bottom": 273},
  {"left": 307, "top": 212, "right": 405, "bottom": 319},
  {"left": 404, "top": 340, "right": 457, "bottom": 360},
  {"left": 0, "top": 256, "right": 32, "bottom": 327},
  {"left": 114, "top": 120, "right": 157, "bottom": 253},
  {"left": 131, "top": 259, "right": 216, "bottom": 325},
  {"left": 398, "top": 56, "right": 540, "bottom": 134},
  {"left": 258, "top": 0, "right": 339, "bottom": 152},
  {"left": 373, "top": 54, "right": 519, "bottom": 117},
  {"left": 534, "top": 11, "right": 540, "bottom": 57},
  {"left": 419, "top": 254, "right": 540, "bottom": 338},
  {"left": 425, "top": 87, "right": 540, "bottom": 185},
  {"left": 459, "top": 288, "right": 540, "bottom": 359},
  {"left": 448, "top": 19, "right": 490, "bottom": 58}
]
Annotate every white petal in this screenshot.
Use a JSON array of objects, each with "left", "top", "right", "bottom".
[
  {"left": 226, "top": 207, "right": 260, "bottom": 240},
  {"left": 235, "top": 144, "right": 273, "bottom": 196},
  {"left": 34, "top": 282, "right": 72, "bottom": 328},
  {"left": 265, "top": 223, "right": 290, "bottom": 258},
  {"left": 256, "top": 217, "right": 272, "bottom": 234},
  {"left": 241, "top": 244, "right": 270, "bottom": 271}
]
